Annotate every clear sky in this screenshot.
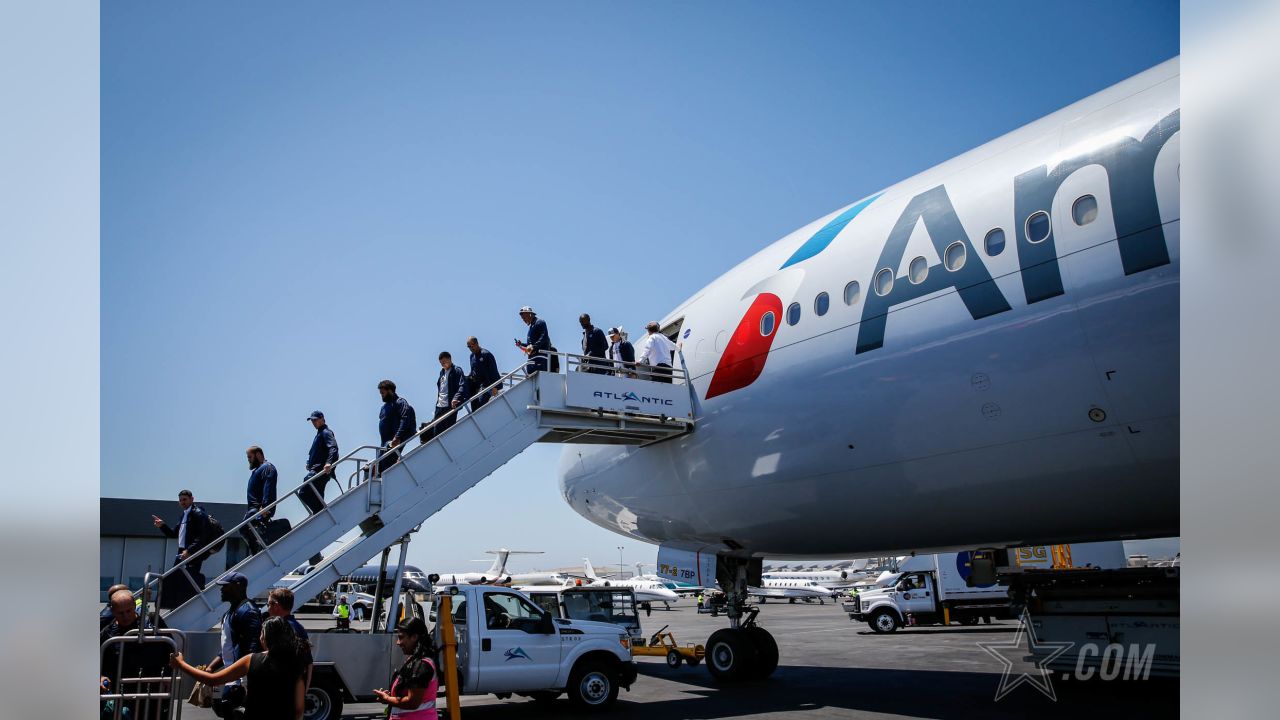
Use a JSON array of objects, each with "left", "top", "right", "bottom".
[{"left": 102, "top": 1, "right": 1179, "bottom": 574}]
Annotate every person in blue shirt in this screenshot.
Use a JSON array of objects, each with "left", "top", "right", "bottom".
[
  {"left": 428, "top": 351, "right": 468, "bottom": 440},
  {"left": 578, "top": 313, "right": 609, "bottom": 374},
  {"left": 377, "top": 380, "right": 416, "bottom": 474},
  {"left": 241, "top": 446, "right": 277, "bottom": 555},
  {"left": 300, "top": 411, "right": 339, "bottom": 516},
  {"left": 515, "top": 306, "right": 551, "bottom": 374},
  {"left": 465, "top": 336, "right": 501, "bottom": 411},
  {"left": 201, "top": 572, "right": 262, "bottom": 715}
]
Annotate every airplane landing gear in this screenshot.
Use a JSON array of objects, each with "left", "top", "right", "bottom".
[{"left": 704, "top": 555, "right": 778, "bottom": 681}]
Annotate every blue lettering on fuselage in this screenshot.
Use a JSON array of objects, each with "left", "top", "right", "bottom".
[{"left": 853, "top": 108, "right": 1179, "bottom": 354}]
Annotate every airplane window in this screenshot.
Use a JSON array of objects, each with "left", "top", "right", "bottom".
[
  {"left": 1026, "top": 211, "right": 1051, "bottom": 243},
  {"left": 1072, "top": 195, "right": 1098, "bottom": 226},
  {"left": 814, "top": 292, "right": 830, "bottom": 316},
  {"left": 874, "top": 268, "right": 894, "bottom": 296},
  {"left": 786, "top": 302, "right": 801, "bottom": 326},
  {"left": 984, "top": 228, "right": 1005, "bottom": 256},
  {"left": 759, "top": 311, "right": 776, "bottom": 337},
  {"left": 943, "top": 241, "right": 966, "bottom": 272},
  {"left": 909, "top": 256, "right": 928, "bottom": 284},
  {"left": 843, "top": 281, "right": 861, "bottom": 306}
]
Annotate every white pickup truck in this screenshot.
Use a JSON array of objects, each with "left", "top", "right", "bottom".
[{"left": 434, "top": 584, "right": 638, "bottom": 710}]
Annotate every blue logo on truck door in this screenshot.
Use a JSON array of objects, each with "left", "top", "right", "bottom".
[{"left": 504, "top": 647, "right": 532, "bottom": 662}]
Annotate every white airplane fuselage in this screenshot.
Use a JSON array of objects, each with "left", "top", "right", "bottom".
[
  {"left": 560, "top": 58, "right": 1180, "bottom": 559},
  {"left": 749, "top": 579, "right": 835, "bottom": 600}
]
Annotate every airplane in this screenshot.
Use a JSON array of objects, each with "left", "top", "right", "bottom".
[
  {"left": 635, "top": 562, "right": 706, "bottom": 596},
  {"left": 761, "top": 566, "right": 868, "bottom": 590},
  {"left": 433, "top": 549, "right": 542, "bottom": 586},
  {"left": 276, "top": 562, "right": 433, "bottom": 594},
  {"left": 581, "top": 557, "right": 681, "bottom": 607},
  {"left": 748, "top": 578, "right": 835, "bottom": 604},
  {"left": 559, "top": 57, "right": 1181, "bottom": 681}
]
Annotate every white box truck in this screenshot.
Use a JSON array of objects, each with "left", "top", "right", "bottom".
[{"left": 848, "top": 552, "right": 1012, "bottom": 633}]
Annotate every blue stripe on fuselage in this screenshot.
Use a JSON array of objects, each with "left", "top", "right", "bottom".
[{"left": 779, "top": 192, "right": 882, "bottom": 269}]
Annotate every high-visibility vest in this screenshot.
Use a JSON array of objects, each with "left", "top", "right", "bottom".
[{"left": 337, "top": 604, "right": 350, "bottom": 619}]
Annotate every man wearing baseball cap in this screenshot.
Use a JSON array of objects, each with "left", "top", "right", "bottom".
[
  {"left": 515, "top": 306, "right": 552, "bottom": 374},
  {"left": 203, "top": 572, "right": 261, "bottom": 715},
  {"left": 301, "top": 411, "right": 339, "bottom": 516}
]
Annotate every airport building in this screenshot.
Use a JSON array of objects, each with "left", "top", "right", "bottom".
[{"left": 100, "top": 497, "right": 250, "bottom": 602}]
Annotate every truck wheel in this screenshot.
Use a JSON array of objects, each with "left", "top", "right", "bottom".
[
  {"left": 567, "top": 661, "right": 619, "bottom": 710},
  {"left": 304, "top": 682, "right": 344, "bottom": 720},
  {"left": 743, "top": 627, "right": 779, "bottom": 679},
  {"left": 706, "top": 628, "right": 757, "bottom": 681},
  {"left": 870, "top": 609, "right": 900, "bottom": 634},
  {"left": 666, "top": 650, "right": 683, "bottom": 668},
  {"left": 959, "top": 615, "right": 979, "bottom": 626}
]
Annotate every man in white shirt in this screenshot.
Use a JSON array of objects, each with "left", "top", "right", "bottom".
[{"left": 636, "top": 321, "right": 677, "bottom": 383}]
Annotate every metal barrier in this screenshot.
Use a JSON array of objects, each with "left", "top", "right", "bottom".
[{"left": 100, "top": 628, "right": 186, "bottom": 720}]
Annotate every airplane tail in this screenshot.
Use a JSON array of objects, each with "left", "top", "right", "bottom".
[
  {"left": 484, "top": 548, "right": 544, "bottom": 578},
  {"left": 583, "top": 557, "right": 599, "bottom": 580}
]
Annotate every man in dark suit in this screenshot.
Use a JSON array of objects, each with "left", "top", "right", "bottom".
[
  {"left": 466, "top": 336, "right": 501, "bottom": 411},
  {"left": 152, "top": 489, "right": 210, "bottom": 578},
  {"left": 378, "top": 380, "right": 417, "bottom": 474},
  {"left": 579, "top": 313, "right": 609, "bottom": 374},
  {"left": 607, "top": 327, "right": 636, "bottom": 377},
  {"left": 429, "top": 351, "right": 468, "bottom": 439},
  {"left": 515, "top": 306, "right": 551, "bottom": 374}
]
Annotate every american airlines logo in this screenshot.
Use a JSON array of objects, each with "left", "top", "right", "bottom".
[
  {"left": 707, "top": 108, "right": 1180, "bottom": 398},
  {"left": 593, "top": 390, "right": 674, "bottom": 406}
]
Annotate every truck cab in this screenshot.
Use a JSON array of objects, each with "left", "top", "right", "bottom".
[
  {"left": 434, "top": 584, "right": 637, "bottom": 710},
  {"left": 524, "top": 586, "right": 643, "bottom": 645}
]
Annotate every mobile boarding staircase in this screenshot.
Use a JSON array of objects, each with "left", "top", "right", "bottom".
[{"left": 149, "top": 352, "right": 696, "bottom": 631}]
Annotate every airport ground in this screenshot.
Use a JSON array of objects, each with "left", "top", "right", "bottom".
[{"left": 179, "top": 599, "right": 1176, "bottom": 719}]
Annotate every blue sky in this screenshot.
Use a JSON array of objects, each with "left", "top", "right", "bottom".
[{"left": 102, "top": 1, "right": 1179, "bottom": 573}]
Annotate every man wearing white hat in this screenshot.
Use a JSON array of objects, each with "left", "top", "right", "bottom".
[{"left": 515, "top": 306, "right": 552, "bottom": 374}]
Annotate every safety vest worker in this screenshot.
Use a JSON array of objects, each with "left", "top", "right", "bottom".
[
  {"left": 375, "top": 617, "right": 438, "bottom": 719},
  {"left": 335, "top": 596, "right": 351, "bottom": 629}
]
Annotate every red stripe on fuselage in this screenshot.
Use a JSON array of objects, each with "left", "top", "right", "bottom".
[{"left": 705, "top": 292, "right": 783, "bottom": 400}]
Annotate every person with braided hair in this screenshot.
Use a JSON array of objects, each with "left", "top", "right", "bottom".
[{"left": 374, "top": 617, "right": 439, "bottom": 719}]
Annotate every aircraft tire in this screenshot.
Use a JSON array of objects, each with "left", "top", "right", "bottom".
[
  {"left": 667, "top": 650, "right": 683, "bottom": 668},
  {"left": 706, "top": 628, "right": 757, "bottom": 681},
  {"left": 743, "top": 627, "right": 779, "bottom": 679},
  {"left": 870, "top": 609, "right": 900, "bottom": 633}
]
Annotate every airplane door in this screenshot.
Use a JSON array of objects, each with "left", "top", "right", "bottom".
[
  {"left": 476, "top": 591, "right": 561, "bottom": 692},
  {"left": 897, "top": 574, "right": 935, "bottom": 615}
]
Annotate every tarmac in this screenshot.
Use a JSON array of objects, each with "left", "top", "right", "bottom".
[{"left": 180, "top": 600, "right": 1177, "bottom": 719}]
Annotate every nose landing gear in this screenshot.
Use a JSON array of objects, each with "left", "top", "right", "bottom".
[{"left": 704, "top": 556, "right": 779, "bottom": 681}]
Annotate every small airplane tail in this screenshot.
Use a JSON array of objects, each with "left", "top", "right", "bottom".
[
  {"left": 583, "top": 557, "right": 599, "bottom": 580},
  {"left": 483, "top": 548, "right": 543, "bottom": 577}
]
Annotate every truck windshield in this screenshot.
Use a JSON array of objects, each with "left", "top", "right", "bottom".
[{"left": 562, "top": 590, "right": 637, "bottom": 628}]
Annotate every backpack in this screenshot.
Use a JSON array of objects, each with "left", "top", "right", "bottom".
[
  {"left": 548, "top": 346, "right": 560, "bottom": 373},
  {"left": 203, "top": 512, "right": 227, "bottom": 554}
]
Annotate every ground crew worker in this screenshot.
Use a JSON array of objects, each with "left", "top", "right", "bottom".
[
  {"left": 334, "top": 595, "right": 351, "bottom": 630},
  {"left": 697, "top": 592, "right": 705, "bottom": 610},
  {"left": 374, "top": 617, "right": 438, "bottom": 719}
]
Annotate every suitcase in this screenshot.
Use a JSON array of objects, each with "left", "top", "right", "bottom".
[{"left": 259, "top": 518, "right": 293, "bottom": 545}]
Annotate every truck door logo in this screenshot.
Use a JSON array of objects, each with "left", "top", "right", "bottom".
[{"left": 504, "top": 647, "right": 532, "bottom": 662}]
